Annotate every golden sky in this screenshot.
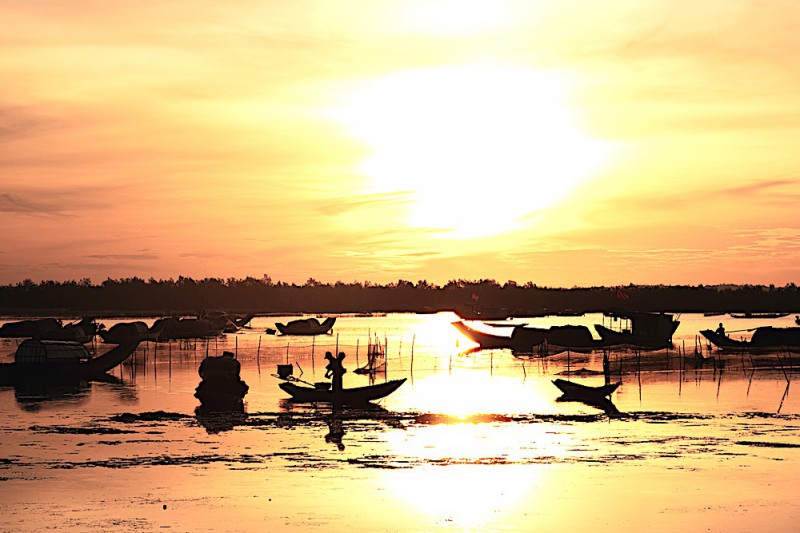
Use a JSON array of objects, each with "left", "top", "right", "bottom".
[{"left": 2, "top": 0, "right": 799, "bottom": 286}]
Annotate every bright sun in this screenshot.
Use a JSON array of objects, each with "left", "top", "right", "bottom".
[{"left": 333, "top": 63, "right": 609, "bottom": 239}]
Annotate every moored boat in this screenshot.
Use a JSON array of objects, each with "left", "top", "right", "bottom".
[
  {"left": 275, "top": 317, "right": 336, "bottom": 336},
  {"left": 0, "top": 340, "right": 139, "bottom": 385},
  {"left": 730, "top": 312, "right": 790, "bottom": 319},
  {"left": 594, "top": 311, "right": 679, "bottom": 349},
  {"left": 452, "top": 321, "right": 607, "bottom": 353},
  {"left": 279, "top": 378, "right": 406, "bottom": 404}
]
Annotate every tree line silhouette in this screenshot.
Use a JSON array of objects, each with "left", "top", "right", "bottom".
[{"left": 0, "top": 276, "right": 798, "bottom": 317}]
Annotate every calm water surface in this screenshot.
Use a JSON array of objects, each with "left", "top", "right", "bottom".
[{"left": 1, "top": 312, "right": 798, "bottom": 532}]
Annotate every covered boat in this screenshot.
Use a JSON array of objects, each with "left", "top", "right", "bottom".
[
  {"left": 275, "top": 317, "right": 336, "bottom": 336},
  {"left": 99, "top": 321, "right": 160, "bottom": 344},
  {"left": 279, "top": 378, "right": 406, "bottom": 404},
  {"left": 700, "top": 326, "right": 800, "bottom": 351},
  {"left": 452, "top": 321, "right": 607, "bottom": 353},
  {"left": 594, "top": 311, "right": 679, "bottom": 349},
  {"left": 0, "top": 339, "right": 139, "bottom": 385}
]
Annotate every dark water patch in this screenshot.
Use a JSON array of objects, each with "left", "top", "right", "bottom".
[
  {"left": 109, "top": 411, "right": 190, "bottom": 423},
  {"left": 736, "top": 440, "right": 800, "bottom": 448},
  {"left": 29, "top": 425, "right": 136, "bottom": 435},
  {"left": 51, "top": 452, "right": 277, "bottom": 470}
]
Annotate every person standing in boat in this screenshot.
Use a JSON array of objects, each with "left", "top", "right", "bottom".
[
  {"left": 716, "top": 323, "right": 726, "bottom": 337},
  {"left": 324, "top": 351, "right": 347, "bottom": 392}
]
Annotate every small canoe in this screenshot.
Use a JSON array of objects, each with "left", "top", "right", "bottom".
[
  {"left": 279, "top": 378, "right": 406, "bottom": 404},
  {"left": 552, "top": 378, "right": 620, "bottom": 399}
]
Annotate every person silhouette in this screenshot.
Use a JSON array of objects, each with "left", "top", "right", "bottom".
[
  {"left": 716, "top": 323, "right": 726, "bottom": 336},
  {"left": 324, "top": 352, "right": 346, "bottom": 392}
]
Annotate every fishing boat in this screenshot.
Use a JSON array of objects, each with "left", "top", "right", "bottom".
[
  {"left": 594, "top": 310, "right": 679, "bottom": 349},
  {"left": 279, "top": 378, "right": 406, "bottom": 404},
  {"left": 275, "top": 317, "right": 336, "bottom": 336},
  {"left": 729, "top": 312, "right": 790, "bottom": 319},
  {"left": 99, "top": 321, "right": 160, "bottom": 344},
  {"left": 452, "top": 321, "right": 606, "bottom": 353},
  {"left": 552, "top": 378, "right": 620, "bottom": 399},
  {"left": 700, "top": 326, "right": 800, "bottom": 351},
  {"left": 0, "top": 317, "right": 99, "bottom": 343},
  {"left": 0, "top": 340, "right": 139, "bottom": 385}
]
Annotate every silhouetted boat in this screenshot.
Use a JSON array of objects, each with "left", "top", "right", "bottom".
[
  {"left": 279, "top": 378, "right": 406, "bottom": 404},
  {"left": 0, "top": 340, "right": 139, "bottom": 385},
  {"left": 729, "top": 312, "right": 789, "bottom": 319},
  {"left": 452, "top": 321, "right": 606, "bottom": 353},
  {"left": 552, "top": 378, "right": 620, "bottom": 399},
  {"left": 700, "top": 326, "right": 800, "bottom": 351},
  {"left": 99, "top": 321, "right": 160, "bottom": 344},
  {"left": 150, "top": 317, "right": 224, "bottom": 340},
  {"left": 0, "top": 318, "right": 62, "bottom": 338},
  {"left": 594, "top": 311, "right": 679, "bottom": 348},
  {"left": 0, "top": 317, "right": 99, "bottom": 343},
  {"left": 275, "top": 317, "right": 336, "bottom": 336}
]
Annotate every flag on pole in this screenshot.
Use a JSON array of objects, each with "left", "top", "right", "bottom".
[{"left": 471, "top": 292, "right": 480, "bottom": 301}]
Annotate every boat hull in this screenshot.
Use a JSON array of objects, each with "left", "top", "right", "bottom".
[
  {"left": 552, "top": 378, "right": 620, "bottom": 399},
  {"left": 279, "top": 378, "right": 406, "bottom": 404},
  {"left": 701, "top": 327, "right": 800, "bottom": 351}
]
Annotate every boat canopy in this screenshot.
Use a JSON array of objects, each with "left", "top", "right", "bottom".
[{"left": 15, "top": 339, "right": 91, "bottom": 364}]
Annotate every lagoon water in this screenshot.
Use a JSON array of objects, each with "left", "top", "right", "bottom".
[{"left": 1, "top": 312, "right": 799, "bottom": 532}]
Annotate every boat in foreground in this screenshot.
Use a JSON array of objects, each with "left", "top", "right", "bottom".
[
  {"left": 0, "top": 340, "right": 139, "bottom": 385},
  {"left": 552, "top": 378, "right": 620, "bottom": 399},
  {"left": 279, "top": 378, "right": 406, "bottom": 404}
]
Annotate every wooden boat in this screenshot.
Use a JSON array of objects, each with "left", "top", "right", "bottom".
[
  {"left": 0, "top": 317, "right": 99, "bottom": 343},
  {"left": 150, "top": 317, "right": 224, "bottom": 340},
  {"left": 594, "top": 311, "right": 679, "bottom": 349},
  {"left": 99, "top": 321, "right": 160, "bottom": 344},
  {"left": 700, "top": 326, "right": 800, "bottom": 351},
  {"left": 275, "top": 317, "right": 336, "bottom": 336},
  {"left": 730, "top": 312, "right": 789, "bottom": 319},
  {"left": 279, "top": 378, "right": 406, "bottom": 404},
  {"left": 452, "top": 321, "right": 607, "bottom": 353},
  {"left": 0, "top": 340, "right": 139, "bottom": 385},
  {"left": 552, "top": 378, "right": 620, "bottom": 399}
]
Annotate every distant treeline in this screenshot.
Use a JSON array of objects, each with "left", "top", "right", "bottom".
[{"left": 0, "top": 276, "right": 798, "bottom": 317}]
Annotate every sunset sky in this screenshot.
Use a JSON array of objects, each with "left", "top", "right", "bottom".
[{"left": 2, "top": 1, "right": 799, "bottom": 286}]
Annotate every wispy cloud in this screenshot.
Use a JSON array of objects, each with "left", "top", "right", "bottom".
[{"left": 0, "top": 193, "right": 68, "bottom": 216}]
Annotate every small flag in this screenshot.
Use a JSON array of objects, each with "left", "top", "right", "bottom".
[{"left": 471, "top": 292, "right": 480, "bottom": 301}]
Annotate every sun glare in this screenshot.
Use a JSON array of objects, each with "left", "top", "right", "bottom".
[
  {"left": 333, "top": 63, "right": 610, "bottom": 239},
  {"left": 396, "top": 0, "right": 515, "bottom": 36}
]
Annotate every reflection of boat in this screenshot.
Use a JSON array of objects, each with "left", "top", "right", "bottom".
[
  {"left": 552, "top": 378, "right": 620, "bottom": 399},
  {"left": 279, "top": 378, "right": 406, "bottom": 404},
  {"left": 730, "top": 312, "right": 790, "bottom": 319},
  {"left": 700, "top": 327, "right": 800, "bottom": 351},
  {"left": 452, "top": 321, "right": 605, "bottom": 353},
  {"left": 275, "top": 317, "right": 336, "bottom": 336},
  {"left": 0, "top": 340, "right": 139, "bottom": 385},
  {"left": 594, "top": 311, "right": 679, "bottom": 348}
]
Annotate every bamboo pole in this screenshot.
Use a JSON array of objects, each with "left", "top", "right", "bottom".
[{"left": 256, "top": 335, "right": 262, "bottom": 375}]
